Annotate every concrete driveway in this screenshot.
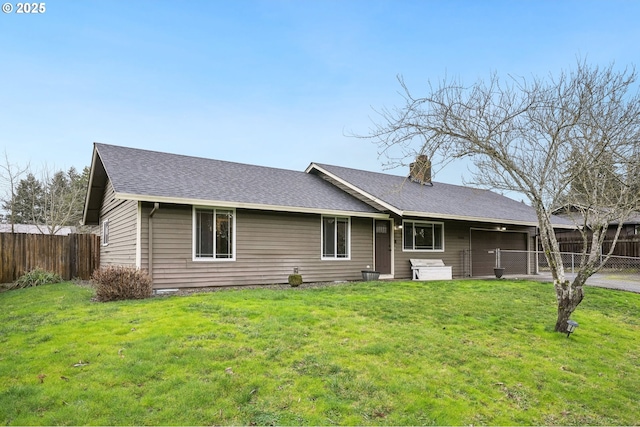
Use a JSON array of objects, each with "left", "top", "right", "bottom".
[{"left": 510, "top": 272, "right": 640, "bottom": 294}]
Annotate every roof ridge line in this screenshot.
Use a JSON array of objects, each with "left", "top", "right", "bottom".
[{"left": 95, "top": 142, "right": 308, "bottom": 175}]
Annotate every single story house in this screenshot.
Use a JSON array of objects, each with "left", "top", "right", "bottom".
[
  {"left": 552, "top": 205, "right": 640, "bottom": 239},
  {"left": 551, "top": 205, "right": 640, "bottom": 257},
  {"left": 83, "top": 143, "right": 573, "bottom": 289}
]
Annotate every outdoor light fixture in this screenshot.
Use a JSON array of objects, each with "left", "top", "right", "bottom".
[{"left": 566, "top": 320, "right": 579, "bottom": 338}]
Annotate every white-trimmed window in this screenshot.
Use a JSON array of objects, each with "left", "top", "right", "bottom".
[
  {"left": 403, "top": 220, "right": 444, "bottom": 251},
  {"left": 193, "top": 207, "right": 235, "bottom": 261},
  {"left": 102, "top": 219, "right": 109, "bottom": 246},
  {"left": 322, "top": 216, "right": 350, "bottom": 259}
]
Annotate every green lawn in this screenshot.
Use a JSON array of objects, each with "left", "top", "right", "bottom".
[{"left": 1, "top": 280, "right": 638, "bottom": 425}]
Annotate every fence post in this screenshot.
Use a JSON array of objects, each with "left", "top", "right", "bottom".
[
  {"left": 571, "top": 252, "right": 574, "bottom": 274},
  {"left": 69, "top": 233, "right": 77, "bottom": 280}
]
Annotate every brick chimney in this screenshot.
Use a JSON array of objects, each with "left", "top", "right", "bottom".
[{"left": 409, "top": 155, "right": 432, "bottom": 185}]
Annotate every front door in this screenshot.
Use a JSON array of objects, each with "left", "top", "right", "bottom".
[{"left": 375, "top": 220, "right": 392, "bottom": 274}]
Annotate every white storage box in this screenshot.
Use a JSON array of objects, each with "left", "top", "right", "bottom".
[{"left": 410, "top": 259, "right": 452, "bottom": 281}]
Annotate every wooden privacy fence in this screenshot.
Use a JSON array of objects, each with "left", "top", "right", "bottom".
[
  {"left": 554, "top": 237, "right": 640, "bottom": 258},
  {"left": 0, "top": 233, "right": 100, "bottom": 283}
]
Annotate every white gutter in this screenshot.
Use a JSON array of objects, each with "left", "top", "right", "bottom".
[
  {"left": 402, "top": 210, "right": 576, "bottom": 229},
  {"left": 115, "top": 192, "right": 390, "bottom": 219}
]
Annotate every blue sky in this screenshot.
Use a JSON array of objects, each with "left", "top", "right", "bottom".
[{"left": 1, "top": 0, "right": 639, "bottom": 191}]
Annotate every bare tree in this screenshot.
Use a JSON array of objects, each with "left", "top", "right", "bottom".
[
  {"left": 35, "top": 166, "right": 88, "bottom": 235},
  {"left": 0, "top": 150, "right": 30, "bottom": 232},
  {"left": 364, "top": 61, "right": 640, "bottom": 332},
  {"left": 2, "top": 161, "right": 89, "bottom": 235}
]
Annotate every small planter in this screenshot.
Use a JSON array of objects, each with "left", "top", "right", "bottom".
[
  {"left": 361, "top": 270, "right": 380, "bottom": 281},
  {"left": 494, "top": 268, "right": 505, "bottom": 279}
]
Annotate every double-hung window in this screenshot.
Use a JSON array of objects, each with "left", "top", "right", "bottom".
[
  {"left": 322, "top": 216, "right": 350, "bottom": 259},
  {"left": 193, "top": 207, "right": 235, "bottom": 260},
  {"left": 403, "top": 220, "right": 444, "bottom": 251}
]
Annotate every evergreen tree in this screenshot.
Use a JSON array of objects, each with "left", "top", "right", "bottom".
[{"left": 5, "top": 173, "right": 45, "bottom": 224}]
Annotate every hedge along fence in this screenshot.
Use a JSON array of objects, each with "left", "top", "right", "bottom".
[{"left": 0, "top": 233, "right": 100, "bottom": 283}]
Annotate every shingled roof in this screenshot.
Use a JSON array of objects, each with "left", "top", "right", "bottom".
[
  {"left": 307, "top": 163, "right": 573, "bottom": 227},
  {"left": 83, "top": 144, "right": 380, "bottom": 225},
  {"left": 84, "top": 143, "right": 572, "bottom": 228}
]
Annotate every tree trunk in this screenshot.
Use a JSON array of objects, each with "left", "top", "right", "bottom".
[{"left": 554, "top": 279, "right": 584, "bottom": 332}]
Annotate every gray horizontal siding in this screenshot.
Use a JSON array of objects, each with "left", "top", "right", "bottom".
[
  {"left": 145, "top": 206, "right": 374, "bottom": 289},
  {"left": 393, "top": 219, "right": 535, "bottom": 279},
  {"left": 100, "top": 180, "right": 138, "bottom": 267}
]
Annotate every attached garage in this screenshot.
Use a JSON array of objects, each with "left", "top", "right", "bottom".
[{"left": 470, "top": 229, "right": 529, "bottom": 276}]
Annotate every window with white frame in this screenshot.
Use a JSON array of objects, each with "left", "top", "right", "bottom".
[
  {"left": 322, "top": 216, "right": 350, "bottom": 259},
  {"left": 193, "top": 207, "right": 235, "bottom": 260},
  {"left": 403, "top": 220, "right": 444, "bottom": 251},
  {"left": 102, "top": 219, "right": 109, "bottom": 246}
]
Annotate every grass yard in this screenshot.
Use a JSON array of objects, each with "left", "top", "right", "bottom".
[{"left": 1, "top": 280, "right": 639, "bottom": 426}]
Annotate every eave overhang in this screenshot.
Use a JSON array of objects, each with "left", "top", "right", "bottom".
[
  {"left": 82, "top": 144, "right": 108, "bottom": 226},
  {"left": 402, "top": 210, "right": 576, "bottom": 229},
  {"left": 115, "top": 192, "right": 390, "bottom": 219}
]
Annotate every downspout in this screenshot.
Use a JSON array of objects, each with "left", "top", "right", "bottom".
[{"left": 148, "top": 203, "right": 160, "bottom": 280}]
